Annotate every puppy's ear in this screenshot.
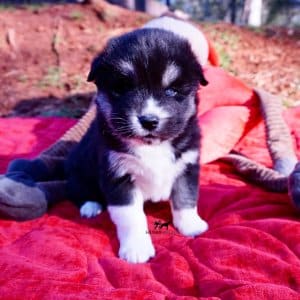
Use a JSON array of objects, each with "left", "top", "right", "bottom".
[
  {"left": 199, "top": 75, "right": 208, "bottom": 86},
  {"left": 87, "top": 55, "right": 103, "bottom": 82},
  {"left": 198, "top": 69, "right": 209, "bottom": 86}
]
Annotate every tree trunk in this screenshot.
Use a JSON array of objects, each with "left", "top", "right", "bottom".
[
  {"left": 135, "top": 0, "right": 145, "bottom": 11},
  {"left": 230, "top": 0, "right": 237, "bottom": 24},
  {"left": 247, "top": 0, "right": 263, "bottom": 26},
  {"left": 106, "top": 0, "right": 136, "bottom": 10}
]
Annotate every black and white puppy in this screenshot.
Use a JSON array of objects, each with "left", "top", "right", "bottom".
[{"left": 65, "top": 18, "right": 209, "bottom": 263}]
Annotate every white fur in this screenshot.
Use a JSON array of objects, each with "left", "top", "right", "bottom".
[
  {"left": 130, "top": 98, "right": 170, "bottom": 136},
  {"left": 130, "top": 114, "right": 144, "bottom": 136},
  {"left": 162, "top": 63, "right": 180, "bottom": 87},
  {"left": 172, "top": 207, "right": 208, "bottom": 237},
  {"left": 134, "top": 141, "right": 175, "bottom": 202},
  {"left": 80, "top": 201, "right": 102, "bottom": 218},
  {"left": 109, "top": 151, "right": 147, "bottom": 179},
  {"left": 108, "top": 145, "right": 200, "bottom": 263},
  {"left": 142, "top": 97, "right": 170, "bottom": 119},
  {"left": 133, "top": 143, "right": 198, "bottom": 202},
  {"left": 118, "top": 60, "right": 134, "bottom": 73},
  {"left": 108, "top": 190, "right": 155, "bottom": 263},
  {"left": 109, "top": 144, "right": 198, "bottom": 203},
  {"left": 143, "top": 16, "right": 209, "bottom": 67},
  {"left": 179, "top": 148, "right": 199, "bottom": 166},
  {"left": 184, "top": 94, "right": 197, "bottom": 119}
]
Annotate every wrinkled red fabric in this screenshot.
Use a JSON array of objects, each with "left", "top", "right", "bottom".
[{"left": 0, "top": 67, "right": 299, "bottom": 299}]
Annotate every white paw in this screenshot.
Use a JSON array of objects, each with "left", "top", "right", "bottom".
[
  {"left": 80, "top": 201, "right": 102, "bottom": 218},
  {"left": 173, "top": 207, "right": 208, "bottom": 237},
  {"left": 119, "top": 234, "right": 155, "bottom": 263},
  {"left": 176, "top": 216, "right": 208, "bottom": 237}
]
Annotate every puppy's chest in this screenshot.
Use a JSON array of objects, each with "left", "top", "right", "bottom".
[{"left": 132, "top": 143, "right": 197, "bottom": 202}]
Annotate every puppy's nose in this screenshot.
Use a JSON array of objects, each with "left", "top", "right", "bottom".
[{"left": 138, "top": 114, "right": 159, "bottom": 131}]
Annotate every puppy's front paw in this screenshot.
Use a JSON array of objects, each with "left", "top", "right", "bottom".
[
  {"left": 176, "top": 216, "right": 208, "bottom": 237},
  {"left": 173, "top": 208, "right": 208, "bottom": 237},
  {"left": 80, "top": 201, "right": 102, "bottom": 218},
  {"left": 119, "top": 234, "right": 155, "bottom": 263}
]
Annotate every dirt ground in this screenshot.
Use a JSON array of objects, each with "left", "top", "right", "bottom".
[{"left": 0, "top": 1, "right": 299, "bottom": 118}]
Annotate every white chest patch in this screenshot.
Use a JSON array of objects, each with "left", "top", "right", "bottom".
[
  {"left": 109, "top": 142, "right": 198, "bottom": 203},
  {"left": 134, "top": 142, "right": 176, "bottom": 202},
  {"left": 134, "top": 142, "right": 198, "bottom": 202}
]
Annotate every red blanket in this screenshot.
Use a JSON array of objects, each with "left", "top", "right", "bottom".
[{"left": 0, "top": 67, "right": 299, "bottom": 299}]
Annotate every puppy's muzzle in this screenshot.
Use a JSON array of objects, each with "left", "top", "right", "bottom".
[{"left": 138, "top": 114, "right": 159, "bottom": 131}]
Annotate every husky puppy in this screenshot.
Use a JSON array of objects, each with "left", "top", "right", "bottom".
[{"left": 65, "top": 19, "right": 209, "bottom": 263}]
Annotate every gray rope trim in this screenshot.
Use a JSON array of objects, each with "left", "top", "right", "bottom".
[
  {"left": 288, "top": 163, "right": 300, "bottom": 208},
  {"left": 255, "top": 88, "right": 298, "bottom": 176},
  {"left": 39, "top": 100, "right": 97, "bottom": 167},
  {"left": 221, "top": 88, "right": 298, "bottom": 193},
  {"left": 221, "top": 153, "right": 288, "bottom": 192}
]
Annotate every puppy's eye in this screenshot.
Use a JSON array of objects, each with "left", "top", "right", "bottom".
[
  {"left": 111, "top": 81, "right": 133, "bottom": 97},
  {"left": 165, "top": 88, "right": 178, "bottom": 97}
]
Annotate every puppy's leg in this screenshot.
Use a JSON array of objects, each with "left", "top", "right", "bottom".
[
  {"left": 108, "top": 189, "right": 155, "bottom": 264},
  {"left": 67, "top": 174, "right": 103, "bottom": 218},
  {"left": 171, "top": 163, "right": 208, "bottom": 237}
]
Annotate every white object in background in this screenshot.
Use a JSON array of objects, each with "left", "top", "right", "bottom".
[
  {"left": 144, "top": 16, "right": 209, "bottom": 67},
  {"left": 248, "top": 0, "right": 262, "bottom": 27}
]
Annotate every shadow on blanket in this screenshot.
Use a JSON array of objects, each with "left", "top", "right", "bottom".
[{"left": 4, "top": 92, "right": 93, "bottom": 118}]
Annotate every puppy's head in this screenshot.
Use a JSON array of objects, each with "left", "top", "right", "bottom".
[{"left": 88, "top": 28, "right": 208, "bottom": 144}]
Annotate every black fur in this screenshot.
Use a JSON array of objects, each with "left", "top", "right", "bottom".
[{"left": 65, "top": 28, "right": 208, "bottom": 209}]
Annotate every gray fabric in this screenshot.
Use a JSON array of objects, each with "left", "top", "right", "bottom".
[
  {"left": 40, "top": 102, "right": 97, "bottom": 170},
  {"left": 221, "top": 154, "right": 288, "bottom": 192},
  {"left": 255, "top": 88, "right": 298, "bottom": 175},
  {"left": 289, "top": 163, "right": 300, "bottom": 208},
  {"left": 221, "top": 89, "right": 298, "bottom": 195},
  {"left": 0, "top": 101, "right": 97, "bottom": 221},
  {"left": 0, "top": 176, "right": 47, "bottom": 220}
]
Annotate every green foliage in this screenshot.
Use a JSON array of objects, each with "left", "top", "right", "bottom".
[
  {"left": 39, "top": 95, "right": 87, "bottom": 118},
  {"left": 0, "top": 4, "right": 15, "bottom": 10},
  {"left": 70, "top": 74, "right": 85, "bottom": 93},
  {"left": 39, "top": 107, "right": 80, "bottom": 118},
  {"left": 246, "top": 26, "right": 264, "bottom": 34},
  {"left": 265, "top": 0, "right": 282, "bottom": 24},
  {"left": 69, "top": 10, "right": 84, "bottom": 21},
  {"left": 38, "top": 66, "right": 62, "bottom": 88},
  {"left": 97, "top": 7, "right": 120, "bottom": 22},
  {"left": 219, "top": 31, "right": 239, "bottom": 48},
  {"left": 215, "top": 43, "right": 232, "bottom": 70},
  {"left": 24, "top": 3, "right": 48, "bottom": 12},
  {"left": 170, "top": 0, "right": 300, "bottom": 27},
  {"left": 205, "top": 25, "right": 239, "bottom": 72},
  {"left": 170, "top": 0, "right": 245, "bottom": 22}
]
